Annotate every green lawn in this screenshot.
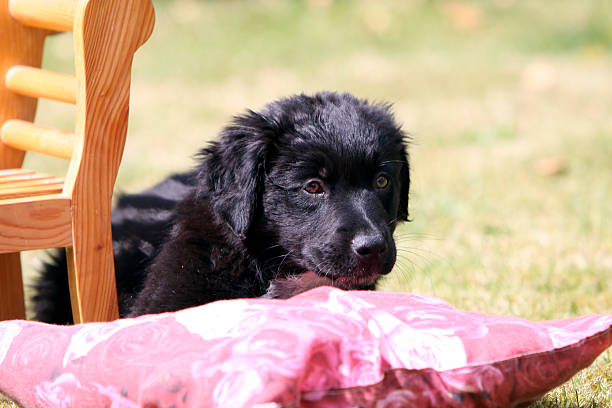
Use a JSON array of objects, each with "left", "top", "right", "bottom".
[{"left": 13, "top": 0, "right": 612, "bottom": 406}]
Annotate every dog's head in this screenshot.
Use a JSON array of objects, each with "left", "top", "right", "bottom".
[{"left": 197, "top": 92, "right": 409, "bottom": 289}]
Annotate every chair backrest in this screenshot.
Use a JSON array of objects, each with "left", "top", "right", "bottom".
[{"left": 0, "top": 0, "right": 155, "bottom": 199}]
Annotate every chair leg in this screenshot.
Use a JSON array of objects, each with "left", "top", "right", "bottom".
[
  {"left": 0, "top": 252, "right": 25, "bottom": 320},
  {"left": 66, "top": 220, "right": 119, "bottom": 323}
]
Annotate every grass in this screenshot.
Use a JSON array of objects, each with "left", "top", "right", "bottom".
[{"left": 7, "top": 0, "right": 612, "bottom": 406}]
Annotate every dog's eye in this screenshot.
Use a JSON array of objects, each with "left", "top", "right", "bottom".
[
  {"left": 375, "top": 174, "right": 389, "bottom": 189},
  {"left": 304, "top": 179, "right": 325, "bottom": 194}
]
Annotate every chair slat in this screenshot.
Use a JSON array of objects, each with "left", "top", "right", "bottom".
[
  {"left": 6, "top": 66, "right": 77, "bottom": 104},
  {"left": 0, "top": 177, "right": 63, "bottom": 190},
  {"left": 0, "top": 196, "right": 72, "bottom": 253},
  {"left": 8, "top": 0, "right": 75, "bottom": 32},
  {"left": 0, "top": 172, "right": 54, "bottom": 185},
  {"left": 1, "top": 120, "right": 74, "bottom": 160},
  {"left": 0, "top": 183, "right": 64, "bottom": 200},
  {"left": 0, "top": 169, "right": 35, "bottom": 177}
]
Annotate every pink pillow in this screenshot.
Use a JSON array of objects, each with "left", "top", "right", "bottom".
[{"left": 0, "top": 287, "right": 610, "bottom": 407}]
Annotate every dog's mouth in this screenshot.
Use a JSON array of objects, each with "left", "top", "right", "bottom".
[
  {"left": 333, "top": 273, "right": 380, "bottom": 289},
  {"left": 311, "top": 267, "right": 382, "bottom": 290},
  {"left": 301, "top": 244, "right": 395, "bottom": 290},
  {"left": 332, "top": 257, "right": 395, "bottom": 289}
]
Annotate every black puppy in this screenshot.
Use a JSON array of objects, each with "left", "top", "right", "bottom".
[{"left": 32, "top": 92, "right": 410, "bottom": 323}]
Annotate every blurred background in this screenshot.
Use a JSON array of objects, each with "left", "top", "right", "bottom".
[{"left": 23, "top": 0, "right": 611, "bottom": 405}]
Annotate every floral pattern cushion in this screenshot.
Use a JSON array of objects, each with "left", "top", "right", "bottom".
[{"left": 0, "top": 287, "right": 610, "bottom": 407}]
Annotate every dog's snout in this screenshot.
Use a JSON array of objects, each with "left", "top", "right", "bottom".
[{"left": 352, "top": 234, "right": 387, "bottom": 261}]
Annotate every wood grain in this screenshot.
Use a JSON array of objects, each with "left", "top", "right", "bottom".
[
  {"left": 0, "top": 172, "right": 54, "bottom": 184},
  {"left": 0, "top": 168, "right": 34, "bottom": 176},
  {"left": 0, "top": 178, "right": 62, "bottom": 189},
  {"left": 0, "top": 0, "right": 47, "bottom": 320},
  {"left": 0, "top": 0, "right": 46, "bottom": 169},
  {"left": 0, "top": 0, "right": 155, "bottom": 323},
  {"left": 0, "top": 252, "right": 25, "bottom": 319},
  {"left": 65, "top": 0, "right": 154, "bottom": 323},
  {"left": 0, "top": 180, "right": 64, "bottom": 199},
  {"left": 0, "top": 195, "right": 72, "bottom": 253}
]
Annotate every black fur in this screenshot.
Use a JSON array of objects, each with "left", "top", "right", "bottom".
[{"left": 32, "top": 92, "right": 410, "bottom": 323}]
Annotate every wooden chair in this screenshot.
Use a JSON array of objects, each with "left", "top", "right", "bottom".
[{"left": 0, "top": 0, "right": 155, "bottom": 322}]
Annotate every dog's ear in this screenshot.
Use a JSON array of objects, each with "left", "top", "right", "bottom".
[
  {"left": 398, "top": 143, "right": 410, "bottom": 221},
  {"left": 195, "top": 111, "right": 276, "bottom": 239}
]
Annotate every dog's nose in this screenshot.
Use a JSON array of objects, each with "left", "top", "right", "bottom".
[{"left": 352, "top": 234, "right": 387, "bottom": 261}]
